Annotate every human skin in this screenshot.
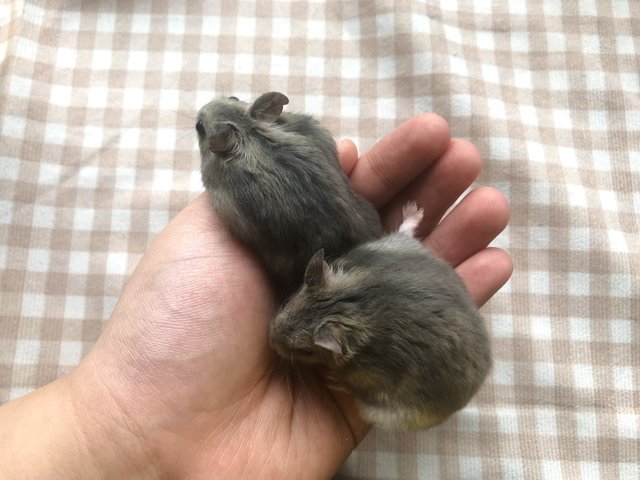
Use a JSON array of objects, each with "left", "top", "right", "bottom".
[{"left": 0, "top": 114, "right": 512, "bottom": 480}]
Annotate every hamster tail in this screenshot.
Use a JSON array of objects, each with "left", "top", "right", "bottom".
[{"left": 398, "top": 201, "right": 424, "bottom": 237}]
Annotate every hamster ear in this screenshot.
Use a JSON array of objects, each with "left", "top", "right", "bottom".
[
  {"left": 250, "top": 92, "right": 289, "bottom": 122},
  {"left": 313, "top": 322, "right": 343, "bottom": 355},
  {"left": 209, "top": 122, "right": 236, "bottom": 153},
  {"left": 304, "top": 249, "right": 329, "bottom": 288}
]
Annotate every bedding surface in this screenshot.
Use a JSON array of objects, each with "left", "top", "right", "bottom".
[{"left": 1, "top": 1, "right": 638, "bottom": 478}]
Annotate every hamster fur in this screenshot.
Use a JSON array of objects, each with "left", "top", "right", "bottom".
[
  {"left": 270, "top": 207, "right": 492, "bottom": 431},
  {"left": 197, "top": 92, "right": 383, "bottom": 295}
]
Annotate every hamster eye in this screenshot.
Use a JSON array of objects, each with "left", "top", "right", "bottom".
[
  {"left": 195, "top": 120, "right": 206, "bottom": 137},
  {"left": 228, "top": 96, "right": 239, "bottom": 101},
  {"left": 294, "top": 347, "right": 315, "bottom": 356}
]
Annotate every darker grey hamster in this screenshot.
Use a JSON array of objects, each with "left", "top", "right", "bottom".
[
  {"left": 270, "top": 231, "right": 491, "bottom": 431},
  {"left": 197, "top": 92, "right": 383, "bottom": 295}
]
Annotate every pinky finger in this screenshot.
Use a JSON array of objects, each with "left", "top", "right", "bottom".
[
  {"left": 337, "top": 139, "right": 359, "bottom": 176},
  {"left": 455, "top": 247, "right": 513, "bottom": 307}
]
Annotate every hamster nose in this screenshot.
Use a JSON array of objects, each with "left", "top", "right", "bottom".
[{"left": 195, "top": 120, "right": 206, "bottom": 137}]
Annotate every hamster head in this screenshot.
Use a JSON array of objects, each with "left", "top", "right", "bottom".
[
  {"left": 269, "top": 249, "right": 370, "bottom": 368},
  {"left": 195, "top": 92, "right": 290, "bottom": 158}
]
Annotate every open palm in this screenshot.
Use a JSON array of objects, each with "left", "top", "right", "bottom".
[{"left": 71, "top": 114, "right": 512, "bottom": 479}]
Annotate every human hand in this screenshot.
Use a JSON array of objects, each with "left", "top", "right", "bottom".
[{"left": 0, "top": 114, "right": 511, "bottom": 480}]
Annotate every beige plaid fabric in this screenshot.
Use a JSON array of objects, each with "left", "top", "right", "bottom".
[{"left": 1, "top": 1, "right": 638, "bottom": 478}]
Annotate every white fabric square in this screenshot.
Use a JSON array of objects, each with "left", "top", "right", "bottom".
[
  {"left": 536, "top": 408, "right": 557, "bottom": 435},
  {"left": 567, "top": 184, "right": 587, "bottom": 207},
  {"left": 91, "top": 49, "right": 112, "bottom": 70},
  {"left": 198, "top": 53, "right": 218, "bottom": 73},
  {"left": 531, "top": 316, "right": 552, "bottom": 339},
  {"left": 96, "top": 12, "right": 116, "bottom": 32},
  {"left": 520, "top": 105, "right": 539, "bottom": 126},
  {"left": 548, "top": 70, "right": 569, "bottom": 90},
  {"left": 534, "top": 362, "right": 555, "bottom": 387},
  {"left": 341, "top": 57, "right": 360, "bottom": 79},
  {"left": 106, "top": 251, "right": 129, "bottom": 275},
  {"left": 341, "top": 97, "right": 360, "bottom": 118},
  {"left": 575, "top": 411, "right": 598, "bottom": 438},
  {"left": 64, "top": 295, "right": 86, "bottom": 319},
  {"left": 613, "top": 367, "right": 634, "bottom": 391},
  {"left": 32, "top": 205, "right": 55, "bottom": 228},
  {"left": 38, "top": 163, "right": 61, "bottom": 185},
  {"left": 306, "top": 56, "right": 325, "bottom": 77},
  {"left": 50, "top": 84, "right": 73, "bottom": 106},
  {"left": 568, "top": 273, "right": 590, "bottom": 296},
  {"left": 451, "top": 94, "right": 472, "bottom": 116},
  {"left": 569, "top": 317, "right": 591, "bottom": 341},
  {"left": 167, "top": 14, "right": 186, "bottom": 35},
  {"left": 378, "top": 56, "right": 397, "bottom": 79},
  {"left": 14, "top": 340, "right": 41, "bottom": 364},
  {"left": 270, "top": 55, "right": 289, "bottom": 76},
  {"left": 152, "top": 168, "right": 174, "bottom": 190},
  {"left": 573, "top": 365, "right": 594, "bottom": 390},
  {"left": 77, "top": 166, "right": 98, "bottom": 188},
  {"left": 610, "top": 274, "right": 632, "bottom": 297},
  {"left": 529, "top": 271, "right": 550, "bottom": 295},
  {"left": 132, "top": 13, "right": 151, "bottom": 33},
  {"left": 110, "top": 209, "right": 132, "bottom": 232},
  {"left": 56, "top": 47, "right": 76, "bottom": 69},
  {"left": 490, "top": 137, "right": 511, "bottom": 161},
  {"left": 2, "top": 115, "right": 26, "bottom": 139},
  {"left": 27, "top": 248, "right": 50, "bottom": 273},
  {"left": 68, "top": 251, "right": 90, "bottom": 275},
  {"left": 496, "top": 407, "right": 519, "bottom": 434},
  {"left": 59, "top": 340, "right": 84, "bottom": 366},
  {"left": 73, "top": 208, "right": 95, "bottom": 230},
  {"left": 502, "top": 458, "right": 525, "bottom": 478},
  {"left": 1, "top": 157, "right": 20, "bottom": 181},
  {"left": 163, "top": 51, "right": 183, "bottom": 72},
  {"left": 609, "top": 319, "right": 631, "bottom": 344},
  {"left": 8, "top": 75, "right": 33, "bottom": 98},
  {"left": 127, "top": 51, "right": 148, "bottom": 71},
  {"left": 616, "top": 413, "right": 638, "bottom": 439},
  {"left": 493, "top": 361, "right": 515, "bottom": 385},
  {"left": 543, "top": 460, "right": 563, "bottom": 479},
  {"left": 44, "top": 123, "right": 67, "bottom": 145},
  {"left": 82, "top": 126, "right": 104, "bottom": 149},
  {"left": 492, "top": 315, "right": 514, "bottom": 338},
  {"left": 21, "top": 293, "right": 46, "bottom": 317},
  {"left": 272, "top": 17, "right": 291, "bottom": 38}
]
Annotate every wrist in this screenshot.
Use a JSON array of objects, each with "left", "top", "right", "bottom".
[{"left": 0, "top": 365, "right": 160, "bottom": 480}]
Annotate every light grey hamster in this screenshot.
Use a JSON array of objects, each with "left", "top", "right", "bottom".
[
  {"left": 269, "top": 208, "right": 492, "bottom": 431},
  {"left": 197, "top": 92, "right": 383, "bottom": 295}
]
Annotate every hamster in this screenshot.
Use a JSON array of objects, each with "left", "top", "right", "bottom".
[
  {"left": 269, "top": 207, "right": 492, "bottom": 431},
  {"left": 197, "top": 92, "right": 383, "bottom": 295}
]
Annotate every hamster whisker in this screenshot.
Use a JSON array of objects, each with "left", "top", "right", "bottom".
[
  {"left": 291, "top": 359, "right": 311, "bottom": 399},
  {"left": 177, "top": 110, "right": 197, "bottom": 122},
  {"left": 175, "top": 129, "right": 198, "bottom": 145},
  {"left": 284, "top": 355, "right": 295, "bottom": 404}
]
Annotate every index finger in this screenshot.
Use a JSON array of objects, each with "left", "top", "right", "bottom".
[{"left": 347, "top": 113, "right": 451, "bottom": 208}]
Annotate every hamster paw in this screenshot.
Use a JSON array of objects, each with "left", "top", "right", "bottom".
[
  {"left": 356, "top": 401, "right": 450, "bottom": 431},
  {"left": 323, "top": 372, "right": 351, "bottom": 393},
  {"left": 398, "top": 201, "right": 424, "bottom": 237}
]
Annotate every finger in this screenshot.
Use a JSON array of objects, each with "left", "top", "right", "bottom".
[
  {"left": 327, "top": 388, "right": 371, "bottom": 446},
  {"left": 337, "top": 139, "right": 359, "bottom": 176},
  {"left": 380, "top": 139, "right": 483, "bottom": 233},
  {"left": 424, "top": 187, "right": 510, "bottom": 266},
  {"left": 455, "top": 247, "right": 513, "bottom": 307},
  {"left": 349, "top": 113, "right": 451, "bottom": 208}
]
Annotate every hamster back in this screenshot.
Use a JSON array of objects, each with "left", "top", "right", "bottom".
[
  {"left": 197, "top": 93, "right": 382, "bottom": 294},
  {"left": 270, "top": 233, "right": 492, "bottom": 431}
]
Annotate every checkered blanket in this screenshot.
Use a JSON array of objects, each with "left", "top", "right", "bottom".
[{"left": 1, "top": 2, "right": 638, "bottom": 478}]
